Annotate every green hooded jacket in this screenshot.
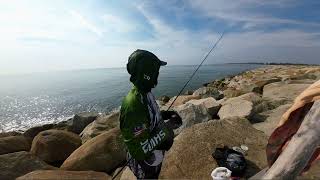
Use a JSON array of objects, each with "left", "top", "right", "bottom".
[
  {"left": 120, "top": 49, "right": 170, "bottom": 161},
  {"left": 120, "top": 86, "right": 170, "bottom": 160}
]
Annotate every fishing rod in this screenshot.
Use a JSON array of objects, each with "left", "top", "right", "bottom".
[
  {"left": 112, "top": 30, "right": 226, "bottom": 180},
  {"left": 166, "top": 31, "right": 225, "bottom": 111}
]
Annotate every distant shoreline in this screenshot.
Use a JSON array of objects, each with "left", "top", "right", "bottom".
[{"left": 225, "top": 62, "right": 320, "bottom": 66}]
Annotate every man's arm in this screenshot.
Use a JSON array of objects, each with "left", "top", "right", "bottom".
[{"left": 120, "top": 109, "right": 172, "bottom": 160}]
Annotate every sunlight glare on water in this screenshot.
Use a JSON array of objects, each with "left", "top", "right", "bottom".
[{"left": 0, "top": 64, "right": 262, "bottom": 132}]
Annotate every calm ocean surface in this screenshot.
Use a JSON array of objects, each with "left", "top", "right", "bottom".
[{"left": 0, "top": 64, "right": 262, "bottom": 132}]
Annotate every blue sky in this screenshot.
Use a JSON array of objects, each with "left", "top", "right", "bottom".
[{"left": 1, "top": 0, "right": 320, "bottom": 74}]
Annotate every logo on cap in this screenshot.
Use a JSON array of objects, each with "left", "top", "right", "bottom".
[{"left": 144, "top": 74, "right": 150, "bottom": 81}]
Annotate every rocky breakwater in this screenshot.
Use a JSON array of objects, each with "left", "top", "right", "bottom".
[
  {"left": 0, "top": 65, "right": 319, "bottom": 179},
  {"left": 159, "top": 65, "right": 320, "bottom": 179}
]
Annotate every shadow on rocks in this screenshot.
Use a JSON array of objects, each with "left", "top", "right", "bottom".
[{"left": 249, "top": 114, "right": 269, "bottom": 124}]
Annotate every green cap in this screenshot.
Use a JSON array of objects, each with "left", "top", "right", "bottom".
[{"left": 127, "top": 49, "right": 166, "bottom": 92}]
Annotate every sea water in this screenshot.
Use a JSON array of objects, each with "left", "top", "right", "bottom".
[{"left": 0, "top": 64, "right": 262, "bottom": 132}]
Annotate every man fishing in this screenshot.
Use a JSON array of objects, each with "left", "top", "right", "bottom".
[{"left": 120, "top": 49, "right": 182, "bottom": 179}]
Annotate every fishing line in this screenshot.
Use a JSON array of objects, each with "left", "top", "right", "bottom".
[
  {"left": 112, "top": 30, "right": 226, "bottom": 180},
  {"left": 166, "top": 30, "right": 225, "bottom": 110}
]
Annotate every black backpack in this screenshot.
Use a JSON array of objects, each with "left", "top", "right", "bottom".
[{"left": 212, "top": 146, "right": 247, "bottom": 177}]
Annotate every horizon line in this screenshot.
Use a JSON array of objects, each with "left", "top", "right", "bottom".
[{"left": 1, "top": 62, "right": 319, "bottom": 76}]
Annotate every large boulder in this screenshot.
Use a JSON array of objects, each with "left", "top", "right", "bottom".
[
  {"left": 61, "top": 128, "right": 126, "bottom": 173},
  {"left": 192, "top": 87, "right": 223, "bottom": 99},
  {"left": 165, "top": 95, "right": 200, "bottom": 107},
  {"left": 173, "top": 103, "right": 211, "bottom": 135},
  {"left": 159, "top": 117, "right": 268, "bottom": 179},
  {"left": 186, "top": 97, "right": 221, "bottom": 117},
  {"left": 263, "top": 82, "right": 310, "bottom": 102},
  {"left": 251, "top": 78, "right": 282, "bottom": 94},
  {"left": 223, "top": 88, "right": 245, "bottom": 98},
  {"left": 80, "top": 111, "right": 120, "bottom": 143},
  {"left": 252, "top": 98, "right": 288, "bottom": 114},
  {"left": 218, "top": 99, "right": 253, "bottom": 119},
  {"left": 0, "top": 135, "right": 31, "bottom": 155},
  {"left": 16, "top": 170, "right": 111, "bottom": 180},
  {"left": 59, "top": 112, "right": 99, "bottom": 134},
  {"left": 30, "top": 130, "right": 82, "bottom": 164},
  {"left": 253, "top": 104, "right": 292, "bottom": 137},
  {"left": 23, "top": 122, "right": 78, "bottom": 142},
  {"left": 223, "top": 92, "right": 261, "bottom": 105},
  {"left": 0, "top": 151, "right": 56, "bottom": 180}
]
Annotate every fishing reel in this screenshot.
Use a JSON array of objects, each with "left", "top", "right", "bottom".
[{"left": 161, "top": 110, "right": 182, "bottom": 129}]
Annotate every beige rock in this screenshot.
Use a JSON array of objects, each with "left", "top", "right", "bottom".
[
  {"left": 30, "top": 130, "right": 82, "bottom": 164},
  {"left": 186, "top": 97, "right": 221, "bottom": 117},
  {"left": 80, "top": 112, "right": 120, "bottom": 143},
  {"left": 159, "top": 117, "right": 268, "bottom": 179},
  {"left": 0, "top": 135, "right": 31, "bottom": 155},
  {"left": 263, "top": 82, "right": 310, "bottom": 102},
  {"left": 223, "top": 89, "right": 245, "bottom": 98},
  {"left": 192, "top": 87, "right": 222, "bottom": 99},
  {"left": 253, "top": 104, "right": 292, "bottom": 137},
  {"left": 223, "top": 92, "right": 261, "bottom": 105},
  {"left": 166, "top": 95, "right": 200, "bottom": 107},
  {"left": 218, "top": 99, "right": 253, "bottom": 119},
  {"left": 253, "top": 98, "right": 288, "bottom": 113},
  {"left": 0, "top": 151, "right": 56, "bottom": 180},
  {"left": 251, "top": 78, "right": 282, "bottom": 94},
  {"left": 16, "top": 170, "right": 111, "bottom": 180},
  {"left": 173, "top": 103, "right": 211, "bottom": 134},
  {"left": 61, "top": 128, "right": 126, "bottom": 173}
]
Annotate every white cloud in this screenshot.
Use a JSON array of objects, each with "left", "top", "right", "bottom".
[
  {"left": 134, "top": 3, "right": 223, "bottom": 64},
  {"left": 101, "top": 14, "right": 136, "bottom": 33},
  {"left": 69, "top": 10, "right": 103, "bottom": 37},
  {"left": 1, "top": 0, "right": 319, "bottom": 75},
  {"left": 135, "top": 2, "right": 320, "bottom": 64}
]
